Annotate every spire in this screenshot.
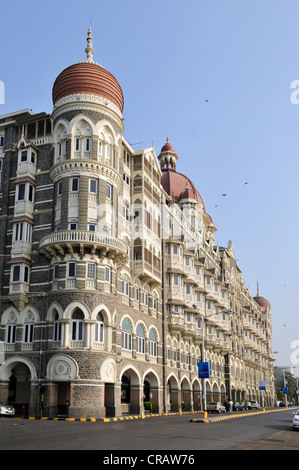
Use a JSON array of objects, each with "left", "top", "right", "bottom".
[{"left": 85, "top": 25, "right": 94, "bottom": 63}]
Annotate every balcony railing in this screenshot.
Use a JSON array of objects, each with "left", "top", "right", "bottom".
[{"left": 39, "top": 230, "right": 128, "bottom": 255}]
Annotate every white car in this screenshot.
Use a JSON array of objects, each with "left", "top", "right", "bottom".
[
  {"left": 0, "top": 402, "right": 15, "bottom": 417},
  {"left": 292, "top": 410, "right": 299, "bottom": 430},
  {"left": 248, "top": 400, "right": 261, "bottom": 410},
  {"left": 207, "top": 402, "right": 226, "bottom": 414}
]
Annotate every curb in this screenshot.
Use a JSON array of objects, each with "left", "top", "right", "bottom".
[
  {"left": 190, "top": 406, "right": 299, "bottom": 424},
  {"left": 11, "top": 407, "right": 298, "bottom": 423},
  {"left": 12, "top": 410, "right": 203, "bottom": 423}
]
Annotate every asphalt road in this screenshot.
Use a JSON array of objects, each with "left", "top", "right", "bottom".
[{"left": 0, "top": 408, "right": 298, "bottom": 454}]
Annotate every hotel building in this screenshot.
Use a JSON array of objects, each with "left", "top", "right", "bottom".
[{"left": 0, "top": 29, "right": 275, "bottom": 418}]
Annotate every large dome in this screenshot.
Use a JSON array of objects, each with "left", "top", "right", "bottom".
[
  {"left": 52, "top": 27, "right": 124, "bottom": 113},
  {"left": 254, "top": 295, "right": 271, "bottom": 310},
  {"left": 161, "top": 168, "right": 206, "bottom": 209},
  {"left": 254, "top": 283, "right": 271, "bottom": 310},
  {"left": 52, "top": 62, "right": 124, "bottom": 112}
]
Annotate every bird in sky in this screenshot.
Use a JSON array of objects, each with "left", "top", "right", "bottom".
[
  {"left": 222, "top": 194, "right": 227, "bottom": 196},
  {"left": 204, "top": 99, "right": 208, "bottom": 102}
]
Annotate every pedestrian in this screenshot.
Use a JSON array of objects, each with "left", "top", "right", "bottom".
[{"left": 229, "top": 400, "right": 233, "bottom": 412}]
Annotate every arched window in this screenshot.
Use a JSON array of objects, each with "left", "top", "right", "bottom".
[
  {"left": 122, "top": 319, "right": 132, "bottom": 351},
  {"left": 53, "top": 312, "right": 61, "bottom": 342},
  {"left": 73, "top": 120, "right": 92, "bottom": 159},
  {"left": 71, "top": 309, "right": 84, "bottom": 342},
  {"left": 149, "top": 329, "right": 157, "bottom": 357},
  {"left": 136, "top": 324, "right": 145, "bottom": 354},
  {"left": 166, "top": 339, "right": 171, "bottom": 361},
  {"left": 94, "top": 312, "right": 104, "bottom": 343},
  {"left": 121, "top": 275, "right": 130, "bottom": 296},
  {"left": 6, "top": 322, "right": 16, "bottom": 344}
]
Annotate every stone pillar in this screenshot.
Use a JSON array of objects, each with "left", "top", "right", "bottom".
[
  {"left": 170, "top": 387, "right": 181, "bottom": 412},
  {"left": 0, "top": 381, "right": 9, "bottom": 403},
  {"left": 68, "top": 381, "right": 105, "bottom": 419},
  {"left": 28, "top": 381, "right": 39, "bottom": 418},
  {"left": 182, "top": 389, "right": 192, "bottom": 410},
  {"left": 104, "top": 382, "right": 122, "bottom": 417},
  {"left": 114, "top": 382, "right": 123, "bottom": 417},
  {"left": 45, "top": 382, "right": 59, "bottom": 418},
  {"left": 130, "top": 384, "right": 142, "bottom": 414},
  {"left": 149, "top": 386, "right": 160, "bottom": 413},
  {"left": 193, "top": 389, "right": 201, "bottom": 410}
]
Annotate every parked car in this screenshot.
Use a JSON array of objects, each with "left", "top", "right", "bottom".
[
  {"left": 279, "top": 401, "right": 286, "bottom": 407},
  {"left": 0, "top": 402, "right": 15, "bottom": 417},
  {"left": 207, "top": 402, "right": 226, "bottom": 414},
  {"left": 292, "top": 410, "right": 299, "bottom": 430},
  {"left": 233, "top": 402, "right": 248, "bottom": 411},
  {"left": 248, "top": 400, "right": 260, "bottom": 410}
]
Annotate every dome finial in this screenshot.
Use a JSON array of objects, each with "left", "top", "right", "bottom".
[
  {"left": 257, "top": 281, "right": 260, "bottom": 296},
  {"left": 85, "top": 25, "right": 94, "bottom": 63}
]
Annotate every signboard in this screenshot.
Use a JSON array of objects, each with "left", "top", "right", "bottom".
[
  {"left": 198, "top": 362, "right": 210, "bottom": 379},
  {"left": 259, "top": 381, "right": 266, "bottom": 391},
  {"left": 282, "top": 387, "right": 288, "bottom": 394}
]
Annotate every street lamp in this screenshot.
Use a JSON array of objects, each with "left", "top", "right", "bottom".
[{"left": 192, "top": 304, "right": 232, "bottom": 417}]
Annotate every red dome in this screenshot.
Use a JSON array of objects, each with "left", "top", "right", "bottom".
[
  {"left": 254, "top": 296, "right": 271, "bottom": 310},
  {"left": 161, "top": 168, "right": 206, "bottom": 210},
  {"left": 161, "top": 142, "right": 176, "bottom": 153},
  {"left": 52, "top": 62, "right": 124, "bottom": 112}
]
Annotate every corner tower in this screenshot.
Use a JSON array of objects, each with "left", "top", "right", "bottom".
[{"left": 39, "top": 28, "right": 128, "bottom": 269}]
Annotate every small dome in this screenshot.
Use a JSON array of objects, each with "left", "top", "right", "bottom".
[
  {"left": 179, "top": 186, "right": 197, "bottom": 201},
  {"left": 161, "top": 141, "right": 176, "bottom": 153}
]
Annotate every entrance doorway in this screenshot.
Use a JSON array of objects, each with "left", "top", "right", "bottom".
[
  {"left": 121, "top": 375, "right": 130, "bottom": 404},
  {"left": 8, "top": 363, "right": 31, "bottom": 416},
  {"left": 57, "top": 382, "right": 70, "bottom": 416}
]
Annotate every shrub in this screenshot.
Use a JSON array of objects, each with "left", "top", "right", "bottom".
[{"left": 144, "top": 401, "right": 153, "bottom": 411}]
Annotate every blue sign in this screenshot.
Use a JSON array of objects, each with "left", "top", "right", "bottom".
[
  {"left": 198, "top": 362, "right": 210, "bottom": 378},
  {"left": 283, "top": 387, "right": 288, "bottom": 394},
  {"left": 259, "top": 381, "right": 266, "bottom": 391}
]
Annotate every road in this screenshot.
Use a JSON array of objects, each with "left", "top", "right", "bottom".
[{"left": 0, "top": 408, "right": 298, "bottom": 454}]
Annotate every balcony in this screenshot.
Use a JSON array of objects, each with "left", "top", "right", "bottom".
[
  {"left": 168, "top": 314, "right": 185, "bottom": 334},
  {"left": 132, "top": 259, "right": 161, "bottom": 284},
  {"left": 39, "top": 230, "right": 128, "bottom": 262}
]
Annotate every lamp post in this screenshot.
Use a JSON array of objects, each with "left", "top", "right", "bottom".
[
  {"left": 192, "top": 305, "right": 232, "bottom": 417},
  {"left": 260, "top": 354, "right": 265, "bottom": 411}
]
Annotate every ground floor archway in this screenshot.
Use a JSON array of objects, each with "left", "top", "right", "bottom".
[{"left": 0, "top": 357, "right": 37, "bottom": 417}]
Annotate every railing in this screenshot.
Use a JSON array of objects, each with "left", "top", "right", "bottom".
[{"left": 39, "top": 230, "right": 128, "bottom": 254}]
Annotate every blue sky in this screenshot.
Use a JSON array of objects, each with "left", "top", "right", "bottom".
[{"left": 1, "top": 0, "right": 299, "bottom": 369}]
